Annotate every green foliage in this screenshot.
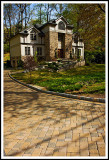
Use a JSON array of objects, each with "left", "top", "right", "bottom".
[
  {"left": 34, "top": 51, "right": 37, "bottom": 63},
  {"left": 4, "top": 53, "right": 10, "bottom": 63},
  {"left": 13, "top": 64, "right": 105, "bottom": 94},
  {"left": 83, "top": 82, "right": 105, "bottom": 94},
  {"left": 85, "top": 50, "right": 105, "bottom": 65},
  {"left": 17, "top": 59, "right": 23, "bottom": 68},
  {"left": 4, "top": 43, "right": 10, "bottom": 53},
  {"left": 4, "top": 60, "right": 11, "bottom": 68},
  {"left": 47, "top": 62, "right": 59, "bottom": 72}
]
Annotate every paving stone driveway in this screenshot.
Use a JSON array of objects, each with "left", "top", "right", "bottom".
[{"left": 4, "top": 70, "right": 105, "bottom": 157}]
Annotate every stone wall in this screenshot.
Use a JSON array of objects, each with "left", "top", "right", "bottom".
[
  {"left": 64, "top": 34, "right": 72, "bottom": 59},
  {"left": 10, "top": 34, "right": 21, "bottom": 68},
  {"left": 44, "top": 32, "right": 50, "bottom": 61},
  {"left": 11, "top": 56, "right": 21, "bottom": 68},
  {"left": 45, "top": 31, "right": 58, "bottom": 61},
  {"left": 49, "top": 32, "right": 58, "bottom": 60},
  {"left": 73, "top": 60, "right": 85, "bottom": 68}
]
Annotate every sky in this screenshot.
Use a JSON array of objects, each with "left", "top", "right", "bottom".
[{"left": 30, "top": 3, "right": 59, "bottom": 21}]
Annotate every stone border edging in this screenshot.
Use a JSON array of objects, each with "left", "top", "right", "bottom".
[{"left": 9, "top": 73, "right": 105, "bottom": 103}]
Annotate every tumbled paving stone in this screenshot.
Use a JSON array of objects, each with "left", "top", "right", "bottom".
[
  {"left": 35, "top": 144, "right": 41, "bottom": 148},
  {"left": 67, "top": 146, "right": 79, "bottom": 153},
  {"left": 88, "top": 143, "right": 97, "bottom": 149},
  {"left": 7, "top": 149, "right": 20, "bottom": 156},
  {"left": 79, "top": 137, "right": 88, "bottom": 142},
  {"left": 90, "top": 133, "right": 99, "bottom": 137},
  {"left": 25, "top": 138, "right": 32, "bottom": 142},
  {"left": 98, "top": 148, "right": 105, "bottom": 156},
  {"left": 13, "top": 143, "right": 22, "bottom": 149},
  {"left": 80, "top": 149, "right": 89, "bottom": 156},
  {"left": 92, "top": 125, "right": 99, "bottom": 128},
  {"left": 32, "top": 148, "right": 42, "bottom": 156},
  {"left": 97, "top": 129, "right": 104, "bottom": 133},
  {"left": 24, "top": 148, "right": 35, "bottom": 154},
  {"left": 90, "top": 149, "right": 99, "bottom": 154},
  {"left": 48, "top": 142, "right": 56, "bottom": 148},
  {"left": 57, "top": 139, "right": 65, "bottom": 141},
  {"left": 4, "top": 70, "right": 105, "bottom": 157},
  {"left": 69, "top": 152, "right": 80, "bottom": 156}
]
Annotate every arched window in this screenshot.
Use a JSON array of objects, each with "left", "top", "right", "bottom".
[
  {"left": 58, "top": 21, "right": 65, "bottom": 30},
  {"left": 30, "top": 30, "right": 37, "bottom": 40}
]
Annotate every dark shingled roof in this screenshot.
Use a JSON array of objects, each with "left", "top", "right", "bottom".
[
  {"left": 67, "top": 24, "right": 74, "bottom": 28},
  {"left": 10, "top": 17, "right": 74, "bottom": 39},
  {"left": 19, "top": 24, "right": 45, "bottom": 37}
]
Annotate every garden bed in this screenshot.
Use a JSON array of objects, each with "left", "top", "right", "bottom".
[{"left": 12, "top": 64, "right": 105, "bottom": 98}]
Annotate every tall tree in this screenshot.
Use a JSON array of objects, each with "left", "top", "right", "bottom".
[
  {"left": 44, "top": 4, "right": 57, "bottom": 22},
  {"left": 34, "top": 4, "right": 44, "bottom": 24},
  {"left": 4, "top": 4, "right": 14, "bottom": 38},
  {"left": 78, "top": 4, "right": 105, "bottom": 51},
  {"left": 58, "top": 3, "right": 105, "bottom": 51}
]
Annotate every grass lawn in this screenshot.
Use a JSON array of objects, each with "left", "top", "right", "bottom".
[{"left": 12, "top": 64, "right": 105, "bottom": 97}]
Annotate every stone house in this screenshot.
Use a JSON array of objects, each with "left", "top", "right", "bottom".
[{"left": 10, "top": 16, "right": 85, "bottom": 67}]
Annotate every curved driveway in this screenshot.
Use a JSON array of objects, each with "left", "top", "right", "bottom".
[{"left": 4, "top": 70, "right": 105, "bottom": 157}]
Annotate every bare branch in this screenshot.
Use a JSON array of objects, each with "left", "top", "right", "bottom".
[{"left": 98, "top": 4, "right": 105, "bottom": 13}]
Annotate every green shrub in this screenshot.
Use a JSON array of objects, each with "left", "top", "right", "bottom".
[
  {"left": 18, "top": 59, "right": 23, "bottom": 67},
  {"left": 52, "top": 62, "right": 56, "bottom": 65},
  {"left": 47, "top": 62, "right": 59, "bottom": 72},
  {"left": 4, "top": 43, "right": 10, "bottom": 53},
  {"left": 4, "top": 60, "right": 11, "bottom": 68},
  {"left": 84, "top": 50, "right": 105, "bottom": 65}
]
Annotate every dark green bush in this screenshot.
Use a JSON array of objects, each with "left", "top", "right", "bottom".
[
  {"left": 4, "top": 43, "right": 10, "bottom": 53},
  {"left": 47, "top": 62, "right": 59, "bottom": 71},
  {"left": 4, "top": 60, "right": 11, "bottom": 68},
  {"left": 52, "top": 62, "right": 56, "bottom": 65},
  {"left": 84, "top": 50, "right": 105, "bottom": 65},
  {"left": 17, "top": 59, "right": 23, "bottom": 67}
]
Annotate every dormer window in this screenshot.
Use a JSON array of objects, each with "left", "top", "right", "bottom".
[
  {"left": 30, "top": 30, "right": 37, "bottom": 40},
  {"left": 58, "top": 21, "right": 65, "bottom": 30}
]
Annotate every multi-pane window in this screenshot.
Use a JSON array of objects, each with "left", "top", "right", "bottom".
[
  {"left": 37, "top": 47, "right": 42, "bottom": 56},
  {"left": 58, "top": 21, "right": 65, "bottom": 30},
  {"left": 30, "top": 30, "right": 37, "bottom": 40},
  {"left": 77, "top": 49, "right": 81, "bottom": 57},
  {"left": 25, "top": 47, "right": 30, "bottom": 55}
]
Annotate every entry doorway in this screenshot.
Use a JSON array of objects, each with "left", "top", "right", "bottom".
[{"left": 58, "top": 49, "right": 64, "bottom": 58}]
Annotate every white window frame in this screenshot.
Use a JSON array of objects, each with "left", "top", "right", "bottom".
[{"left": 30, "top": 30, "right": 37, "bottom": 40}]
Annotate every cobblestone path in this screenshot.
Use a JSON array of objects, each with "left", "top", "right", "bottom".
[{"left": 4, "top": 70, "right": 105, "bottom": 157}]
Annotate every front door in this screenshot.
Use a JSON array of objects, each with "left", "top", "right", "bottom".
[{"left": 58, "top": 49, "right": 64, "bottom": 58}]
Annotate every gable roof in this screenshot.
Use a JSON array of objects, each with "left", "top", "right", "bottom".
[
  {"left": 55, "top": 16, "right": 69, "bottom": 24},
  {"left": 20, "top": 25, "right": 41, "bottom": 34},
  {"left": 10, "top": 16, "right": 73, "bottom": 40},
  {"left": 34, "top": 16, "right": 74, "bottom": 30}
]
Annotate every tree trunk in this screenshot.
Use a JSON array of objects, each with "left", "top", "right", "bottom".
[
  {"left": 9, "top": 4, "right": 12, "bottom": 38},
  {"left": 25, "top": 4, "right": 27, "bottom": 28},
  {"left": 47, "top": 4, "right": 49, "bottom": 22},
  {"left": 21, "top": 11, "right": 23, "bottom": 30},
  {"left": 40, "top": 5, "right": 41, "bottom": 24}
]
